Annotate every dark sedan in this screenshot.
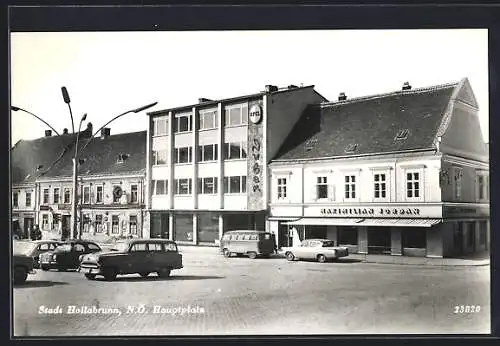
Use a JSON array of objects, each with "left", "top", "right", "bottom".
[
  {"left": 14, "top": 240, "right": 63, "bottom": 268},
  {"left": 39, "top": 240, "right": 102, "bottom": 271}
]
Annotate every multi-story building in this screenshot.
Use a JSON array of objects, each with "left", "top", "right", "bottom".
[
  {"left": 11, "top": 124, "right": 147, "bottom": 241},
  {"left": 268, "top": 78, "right": 489, "bottom": 258},
  {"left": 35, "top": 128, "right": 147, "bottom": 241},
  {"left": 11, "top": 129, "right": 78, "bottom": 238},
  {"left": 144, "top": 84, "right": 327, "bottom": 246}
]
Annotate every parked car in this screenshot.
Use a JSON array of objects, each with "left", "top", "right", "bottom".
[
  {"left": 12, "top": 241, "right": 36, "bottom": 284},
  {"left": 14, "top": 240, "right": 63, "bottom": 268},
  {"left": 280, "top": 239, "right": 349, "bottom": 263},
  {"left": 39, "top": 240, "right": 102, "bottom": 271},
  {"left": 78, "top": 238, "right": 183, "bottom": 281},
  {"left": 220, "top": 230, "right": 277, "bottom": 259}
]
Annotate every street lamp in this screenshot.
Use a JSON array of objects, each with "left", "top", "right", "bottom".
[
  {"left": 11, "top": 106, "right": 61, "bottom": 136},
  {"left": 70, "top": 101, "right": 158, "bottom": 239}
]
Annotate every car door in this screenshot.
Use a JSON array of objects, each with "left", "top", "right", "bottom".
[
  {"left": 70, "top": 243, "right": 87, "bottom": 268},
  {"left": 34, "top": 243, "right": 51, "bottom": 263},
  {"left": 308, "top": 241, "right": 322, "bottom": 259},
  {"left": 128, "top": 242, "right": 150, "bottom": 274},
  {"left": 148, "top": 242, "right": 165, "bottom": 271}
]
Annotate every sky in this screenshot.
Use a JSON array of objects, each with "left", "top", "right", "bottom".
[{"left": 10, "top": 29, "right": 489, "bottom": 145}]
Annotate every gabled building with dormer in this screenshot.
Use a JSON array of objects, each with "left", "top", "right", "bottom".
[{"left": 268, "top": 78, "right": 489, "bottom": 258}]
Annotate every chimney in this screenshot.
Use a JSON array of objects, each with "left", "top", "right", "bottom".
[
  {"left": 402, "top": 82, "right": 412, "bottom": 91},
  {"left": 83, "top": 122, "right": 93, "bottom": 138},
  {"left": 44, "top": 130, "right": 52, "bottom": 137},
  {"left": 100, "top": 127, "right": 111, "bottom": 139},
  {"left": 265, "top": 85, "right": 278, "bottom": 93},
  {"left": 198, "top": 98, "right": 212, "bottom": 103},
  {"left": 63, "top": 128, "right": 69, "bottom": 135},
  {"left": 338, "top": 92, "right": 347, "bottom": 101}
]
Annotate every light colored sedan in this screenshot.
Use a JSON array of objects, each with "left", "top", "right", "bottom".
[{"left": 280, "top": 239, "right": 349, "bottom": 263}]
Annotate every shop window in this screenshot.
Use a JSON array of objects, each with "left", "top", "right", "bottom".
[
  {"left": 344, "top": 175, "right": 356, "bottom": 199},
  {"left": 42, "top": 214, "right": 49, "bottom": 230},
  {"left": 316, "top": 176, "right": 328, "bottom": 199},
  {"left": 174, "top": 113, "right": 192, "bottom": 133},
  {"left": 83, "top": 186, "right": 91, "bottom": 204},
  {"left": 374, "top": 173, "right": 387, "bottom": 199},
  {"left": 13, "top": 192, "right": 18, "bottom": 208},
  {"left": 153, "top": 116, "right": 168, "bottom": 136},
  {"left": 198, "top": 144, "right": 218, "bottom": 162},
  {"left": 198, "top": 177, "right": 218, "bottom": 194},
  {"left": 223, "top": 213, "right": 254, "bottom": 232},
  {"left": 223, "top": 141, "right": 247, "bottom": 160},
  {"left": 52, "top": 188, "right": 59, "bottom": 204},
  {"left": 129, "top": 215, "right": 138, "bottom": 235},
  {"left": 175, "top": 178, "right": 192, "bottom": 195},
  {"left": 43, "top": 189, "right": 49, "bottom": 204},
  {"left": 277, "top": 177, "right": 287, "bottom": 199},
  {"left": 199, "top": 109, "right": 218, "bottom": 130},
  {"left": 64, "top": 188, "right": 71, "bottom": 204},
  {"left": 406, "top": 171, "right": 421, "bottom": 199},
  {"left": 175, "top": 147, "right": 193, "bottom": 164},
  {"left": 150, "top": 212, "right": 169, "bottom": 239},
  {"left": 479, "top": 221, "right": 487, "bottom": 245},
  {"left": 96, "top": 186, "right": 103, "bottom": 203},
  {"left": 152, "top": 150, "right": 168, "bottom": 165},
  {"left": 174, "top": 214, "right": 193, "bottom": 241},
  {"left": 130, "top": 184, "right": 138, "bottom": 203},
  {"left": 224, "top": 104, "right": 248, "bottom": 127},
  {"left": 467, "top": 223, "right": 474, "bottom": 247},
  {"left": 224, "top": 176, "right": 246, "bottom": 194},
  {"left": 338, "top": 226, "right": 358, "bottom": 245},
  {"left": 111, "top": 215, "right": 119, "bottom": 234},
  {"left": 25, "top": 192, "right": 31, "bottom": 207},
  {"left": 402, "top": 228, "right": 426, "bottom": 248},
  {"left": 198, "top": 212, "right": 219, "bottom": 243},
  {"left": 95, "top": 215, "right": 103, "bottom": 233}
]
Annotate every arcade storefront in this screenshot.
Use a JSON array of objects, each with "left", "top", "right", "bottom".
[{"left": 270, "top": 203, "right": 489, "bottom": 258}]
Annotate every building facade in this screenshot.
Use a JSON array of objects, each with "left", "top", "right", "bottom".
[
  {"left": 11, "top": 126, "right": 148, "bottom": 241},
  {"left": 268, "top": 78, "right": 489, "bottom": 258},
  {"left": 144, "top": 85, "right": 327, "bottom": 246}
]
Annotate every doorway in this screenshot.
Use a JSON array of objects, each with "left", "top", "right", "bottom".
[
  {"left": 23, "top": 217, "right": 34, "bottom": 239},
  {"left": 306, "top": 225, "right": 327, "bottom": 239},
  {"left": 453, "top": 222, "right": 464, "bottom": 256},
  {"left": 62, "top": 215, "right": 71, "bottom": 240},
  {"left": 368, "top": 227, "right": 391, "bottom": 254}
]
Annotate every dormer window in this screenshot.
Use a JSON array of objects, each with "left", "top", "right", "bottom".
[
  {"left": 117, "top": 154, "right": 129, "bottom": 163},
  {"left": 305, "top": 138, "right": 318, "bottom": 152},
  {"left": 395, "top": 129, "right": 409, "bottom": 141},
  {"left": 344, "top": 143, "right": 358, "bottom": 153}
]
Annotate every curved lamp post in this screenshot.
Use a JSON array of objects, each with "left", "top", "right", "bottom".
[
  {"left": 11, "top": 106, "right": 61, "bottom": 136},
  {"left": 70, "top": 101, "right": 158, "bottom": 239}
]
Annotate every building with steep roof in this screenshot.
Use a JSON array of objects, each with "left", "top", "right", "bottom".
[
  {"left": 145, "top": 84, "right": 327, "bottom": 245},
  {"left": 269, "top": 78, "right": 489, "bottom": 258},
  {"left": 11, "top": 123, "right": 148, "bottom": 241}
]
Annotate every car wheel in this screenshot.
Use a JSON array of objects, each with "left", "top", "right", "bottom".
[
  {"left": 14, "top": 267, "right": 28, "bottom": 285},
  {"left": 139, "top": 272, "right": 150, "bottom": 278},
  {"left": 103, "top": 267, "right": 117, "bottom": 281},
  {"left": 285, "top": 252, "right": 295, "bottom": 261},
  {"left": 247, "top": 252, "right": 257, "bottom": 259},
  {"left": 157, "top": 268, "right": 171, "bottom": 278},
  {"left": 84, "top": 273, "right": 96, "bottom": 280},
  {"left": 317, "top": 254, "right": 327, "bottom": 263},
  {"left": 222, "top": 248, "right": 231, "bottom": 258}
]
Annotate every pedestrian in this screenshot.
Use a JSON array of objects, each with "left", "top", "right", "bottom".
[
  {"left": 34, "top": 225, "right": 42, "bottom": 240},
  {"left": 29, "top": 226, "right": 36, "bottom": 241}
]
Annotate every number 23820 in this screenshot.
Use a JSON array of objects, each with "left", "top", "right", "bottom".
[{"left": 454, "top": 305, "right": 481, "bottom": 313}]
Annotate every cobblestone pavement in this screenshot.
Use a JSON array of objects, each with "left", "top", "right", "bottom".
[{"left": 13, "top": 253, "right": 490, "bottom": 336}]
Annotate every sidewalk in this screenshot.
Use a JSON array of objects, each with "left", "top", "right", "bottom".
[{"left": 177, "top": 245, "right": 490, "bottom": 267}]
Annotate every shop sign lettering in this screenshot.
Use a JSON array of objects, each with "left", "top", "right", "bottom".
[
  {"left": 320, "top": 207, "right": 421, "bottom": 216},
  {"left": 252, "top": 138, "right": 262, "bottom": 193}
]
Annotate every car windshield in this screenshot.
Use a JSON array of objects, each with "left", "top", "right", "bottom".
[
  {"left": 322, "top": 241, "right": 336, "bottom": 247},
  {"left": 57, "top": 244, "right": 72, "bottom": 252},
  {"left": 110, "top": 242, "right": 129, "bottom": 252},
  {"left": 13, "top": 241, "right": 36, "bottom": 255}
]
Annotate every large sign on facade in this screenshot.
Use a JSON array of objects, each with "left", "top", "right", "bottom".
[
  {"left": 247, "top": 100, "right": 264, "bottom": 210},
  {"left": 304, "top": 204, "right": 443, "bottom": 218}
]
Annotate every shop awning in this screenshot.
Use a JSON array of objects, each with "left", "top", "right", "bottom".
[
  {"left": 358, "top": 218, "right": 442, "bottom": 227},
  {"left": 285, "top": 218, "right": 365, "bottom": 226}
]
